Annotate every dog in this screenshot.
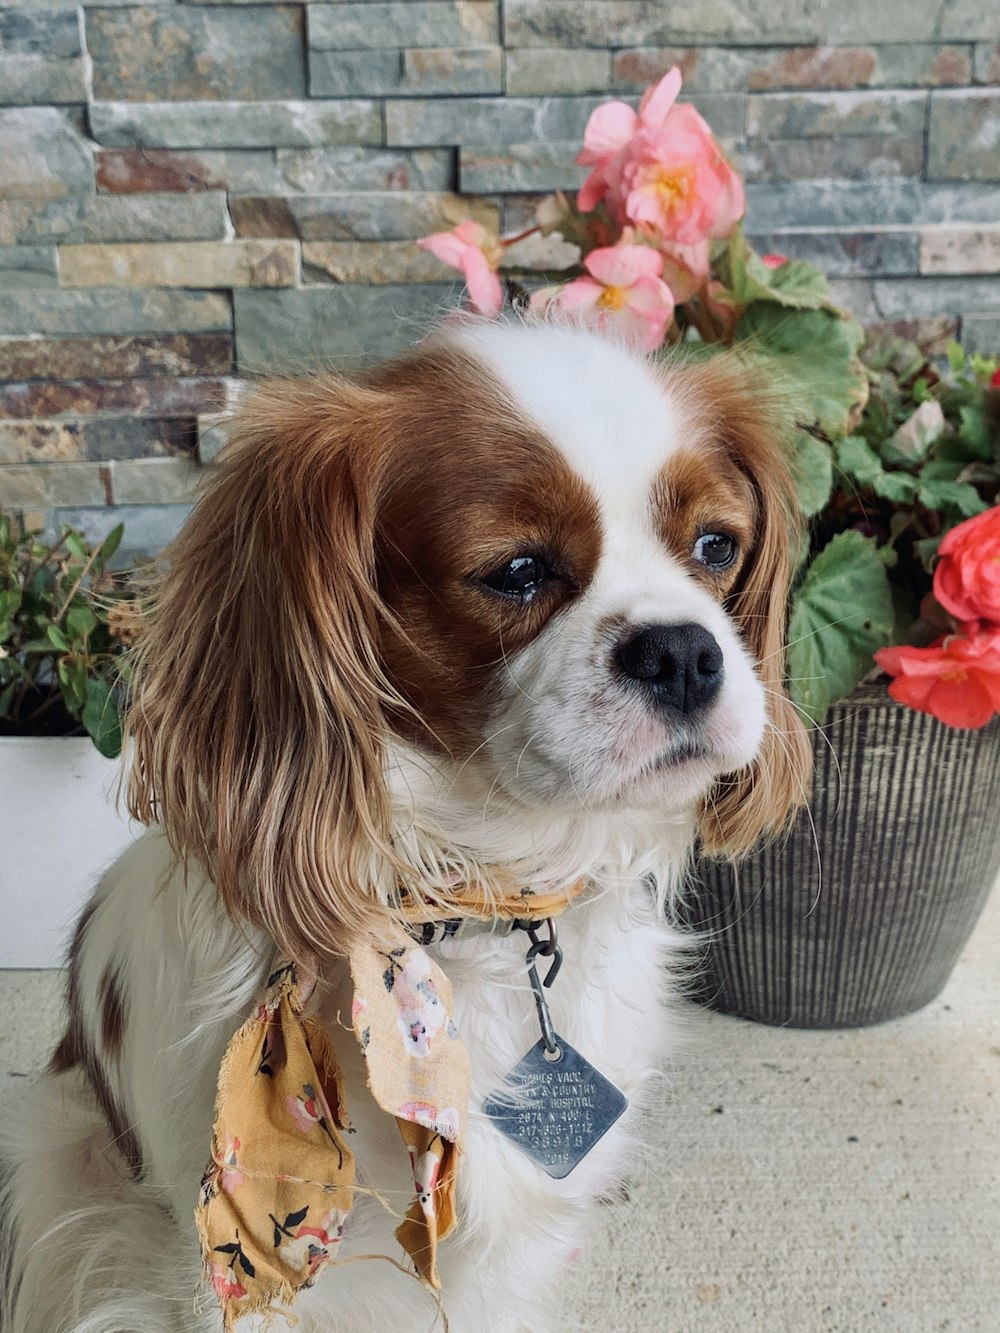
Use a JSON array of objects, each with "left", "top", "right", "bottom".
[{"left": 1, "top": 320, "right": 810, "bottom": 1332}]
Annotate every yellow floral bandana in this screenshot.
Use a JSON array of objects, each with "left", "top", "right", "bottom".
[{"left": 196, "top": 881, "right": 586, "bottom": 1328}]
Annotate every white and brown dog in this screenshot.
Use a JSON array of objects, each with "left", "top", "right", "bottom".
[{"left": 1, "top": 321, "right": 810, "bottom": 1332}]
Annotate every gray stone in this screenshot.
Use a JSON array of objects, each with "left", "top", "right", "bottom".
[
  {"left": 229, "top": 190, "right": 498, "bottom": 241},
  {"left": 744, "top": 181, "right": 1000, "bottom": 229},
  {"left": 928, "top": 92, "right": 1000, "bottom": 183},
  {"left": 308, "top": 2, "right": 499, "bottom": 51},
  {"left": 80, "top": 417, "right": 196, "bottom": 463},
  {"left": 747, "top": 90, "right": 927, "bottom": 139},
  {"left": 2, "top": 462, "right": 108, "bottom": 507},
  {"left": 89, "top": 100, "right": 382, "bottom": 150},
  {"left": 612, "top": 44, "right": 975, "bottom": 93},
  {"left": 740, "top": 135, "right": 924, "bottom": 183},
  {"left": 302, "top": 240, "right": 451, "bottom": 284},
  {"left": 684, "top": 94, "right": 747, "bottom": 140},
  {"left": 827, "top": 0, "right": 997, "bottom": 43},
  {"left": 460, "top": 142, "right": 586, "bottom": 192},
  {"left": 0, "top": 9, "right": 81, "bottom": 57},
  {"left": 872, "top": 44, "right": 974, "bottom": 89},
  {"left": 0, "top": 289, "right": 232, "bottom": 336},
  {"left": 386, "top": 94, "right": 622, "bottom": 146},
  {"left": 234, "top": 284, "right": 457, "bottom": 373},
  {"left": 274, "top": 146, "right": 454, "bottom": 192},
  {"left": 96, "top": 148, "right": 284, "bottom": 195},
  {"left": 920, "top": 227, "right": 1000, "bottom": 276},
  {"left": 746, "top": 230, "right": 920, "bottom": 278},
  {"left": 401, "top": 47, "right": 502, "bottom": 95},
  {"left": 0, "top": 53, "right": 87, "bottom": 105},
  {"left": 504, "top": 0, "right": 827, "bottom": 47},
  {"left": 310, "top": 46, "right": 502, "bottom": 97},
  {"left": 960, "top": 313, "right": 1000, "bottom": 355},
  {"left": 87, "top": 5, "right": 306, "bottom": 102},
  {"left": 41, "top": 504, "right": 193, "bottom": 560},
  {"left": 0, "top": 245, "right": 58, "bottom": 288},
  {"left": 974, "top": 43, "right": 999, "bottom": 84},
  {"left": 506, "top": 47, "right": 611, "bottom": 95},
  {"left": 828, "top": 276, "right": 1000, "bottom": 322},
  {"left": 0, "top": 107, "right": 93, "bottom": 201},
  {"left": 0, "top": 192, "right": 229, "bottom": 244},
  {"left": 108, "top": 458, "right": 202, "bottom": 505}
]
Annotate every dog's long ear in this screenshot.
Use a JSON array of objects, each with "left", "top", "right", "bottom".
[
  {"left": 694, "top": 359, "right": 813, "bottom": 856},
  {"left": 125, "top": 375, "right": 401, "bottom": 961}
]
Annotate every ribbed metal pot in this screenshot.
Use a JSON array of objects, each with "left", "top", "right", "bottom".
[{"left": 686, "top": 678, "right": 1000, "bottom": 1028}]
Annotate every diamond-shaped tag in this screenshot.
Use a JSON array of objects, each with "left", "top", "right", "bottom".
[{"left": 483, "top": 1036, "right": 628, "bottom": 1179}]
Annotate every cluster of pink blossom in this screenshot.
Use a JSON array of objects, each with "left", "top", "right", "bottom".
[{"left": 417, "top": 69, "right": 745, "bottom": 350}]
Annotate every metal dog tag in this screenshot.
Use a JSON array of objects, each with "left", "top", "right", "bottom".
[{"left": 483, "top": 1036, "right": 628, "bottom": 1179}]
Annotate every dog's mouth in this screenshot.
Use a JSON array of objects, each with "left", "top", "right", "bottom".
[{"left": 650, "top": 740, "right": 709, "bottom": 770}]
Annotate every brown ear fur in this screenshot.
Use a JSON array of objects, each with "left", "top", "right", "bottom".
[
  {"left": 683, "top": 357, "right": 814, "bottom": 856},
  {"left": 124, "top": 375, "right": 403, "bottom": 962}
]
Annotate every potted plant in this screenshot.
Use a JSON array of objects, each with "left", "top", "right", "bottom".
[
  {"left": 0, "top": 514, "right": 138, "bottom": 968},
  {"left": 416, "top": 68, "right": 1000, "bottom": 1026}
]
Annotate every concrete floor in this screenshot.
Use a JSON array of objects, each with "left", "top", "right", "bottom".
[{"left": 2, "top": 889, "right": 998, "bottom": 1333}]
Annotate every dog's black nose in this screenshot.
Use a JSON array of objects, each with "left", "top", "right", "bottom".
[{"left": 616, "top": 623, "right": 724, "bottom": 716}]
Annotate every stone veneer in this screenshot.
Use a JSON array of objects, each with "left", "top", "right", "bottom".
[{"left": 1, "top": 0, "right": 998, "bottom": 555}]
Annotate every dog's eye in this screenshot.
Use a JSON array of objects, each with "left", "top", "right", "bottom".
[
  {"left": 480, "top": 555, "right": 551, "bottom": 599},
  {"left": 693, "top": 532, "right": 738, "bottom": 570}
]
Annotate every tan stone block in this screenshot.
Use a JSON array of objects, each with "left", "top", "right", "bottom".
[
  {"left": 301, "top": 240, "right": 448, "bottom": 284},
  {"left": 0, "top": 462, "right": 109, "bottom": 507},
  {"left": 0, "top": 421, "right": 85, "bottom": 466},
  {"left": 58, "top": 241, "right": 300, "bottom": 290},
  {"left": 920, "top": 227, "right": 1000, "bottom": 274},
  {"left": 109, "top": 458, "right": 203, "bottom": 504}
]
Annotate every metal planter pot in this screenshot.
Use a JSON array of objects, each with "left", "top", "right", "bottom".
[{"left": 686, "top": 678, "right": 1000, "bottom": 1028}]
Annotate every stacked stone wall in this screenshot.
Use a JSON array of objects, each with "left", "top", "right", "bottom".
[{"left": 1, "top": 0, "right": 998, "bottom": 552}]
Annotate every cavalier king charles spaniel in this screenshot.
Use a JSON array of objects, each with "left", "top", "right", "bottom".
[{"left": 1, "top": 321, "right": 810, "bottom": 1332}]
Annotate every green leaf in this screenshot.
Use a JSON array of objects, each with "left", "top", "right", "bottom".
[
  {"left": 733, "top": 304, "right": 868, "bottom": 441},
  {"left": 787, "top": 530, "right": 895, "bottom": 722},
  {"left": 883, "top": 400, "right": 945, "bottom": 464},
  {"left": 66, "top": 605, "right": 98, "bottom": 640},
  {"left": 64, "top": 530, "right": 88, "bottom": 561},
  {"left": 46, "top": 624, "right": 69, "bottom": 651},
  {"left": 57, "top": 656, "right": 88, "bottom": 712},
  {"left": 97, "top": 523, "right": 124, "bottom": 568},
  {"left": 836, "top": 435, "right": 883, "bottom": 488},
  {"left": 915, "top": 534, "right": 942, "bottom": 572},
  {"left": 0, "top": 680, "right": 15, "bottom": 718},
  {"left": 725, "top": 236, "right": 832, "bottom": 311},
  {"left": 917, "top": 477, "right": 987, "bottom": 517},
  {"left": 946, "top": 340, "right": 966, "bottom": 374},
  {"left": 872, "top": 470, "right": 919, "bottom": 503},
  {"left": 957, "top": 404, "right": 993, "bottom": 461},
  {"left": 791, "top": 430, "right": 834, "bottom": 517},
  {"left": 82, "top": 677, "right": 122, "bottom": 759},
  {"left": 0, "top": 588, "right": 21, "bottom": 640}
]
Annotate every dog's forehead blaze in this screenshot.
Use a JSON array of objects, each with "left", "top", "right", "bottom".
[{"left": 372, "top": 346, "right": 602, "bottom": 757}]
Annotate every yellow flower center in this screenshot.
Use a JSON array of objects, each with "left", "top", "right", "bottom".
[
  {"left": 643, "top": 163, "right": 695, "bottom": 215},
  {"left": 597, "top": 285, "right": 628, "bottom": 310},
  {"left": 941, "top": 668, "right": 968, "bottom": 683}
]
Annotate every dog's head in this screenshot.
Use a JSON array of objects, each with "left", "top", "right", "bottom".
[{"left": 126, "top": 322, "right": 810, "bottom": 959}]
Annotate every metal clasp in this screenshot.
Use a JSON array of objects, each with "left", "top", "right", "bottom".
[{"left": 521, "top": 918, "right": 563, "bottom": 1059}]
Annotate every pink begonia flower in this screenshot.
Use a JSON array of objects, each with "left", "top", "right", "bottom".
[
  {"left": 760, "top": 253, "right": 790, "bottom": 268},
  {"left": 577, "top": 69, "right": 745, "bottom": 249},
  {"left": 875, "top": 628, "right": 1000, "bottom": 730},
  {"left": 532, "top": 244, "right": 675, "bottom": 351},
  {"left": 417, "top": 221, "right": 503, "bottom": 317}
]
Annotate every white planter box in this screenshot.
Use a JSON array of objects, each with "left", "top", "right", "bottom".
[{"left": 0, "top": 737, "right": 140, "bottom": 969}]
